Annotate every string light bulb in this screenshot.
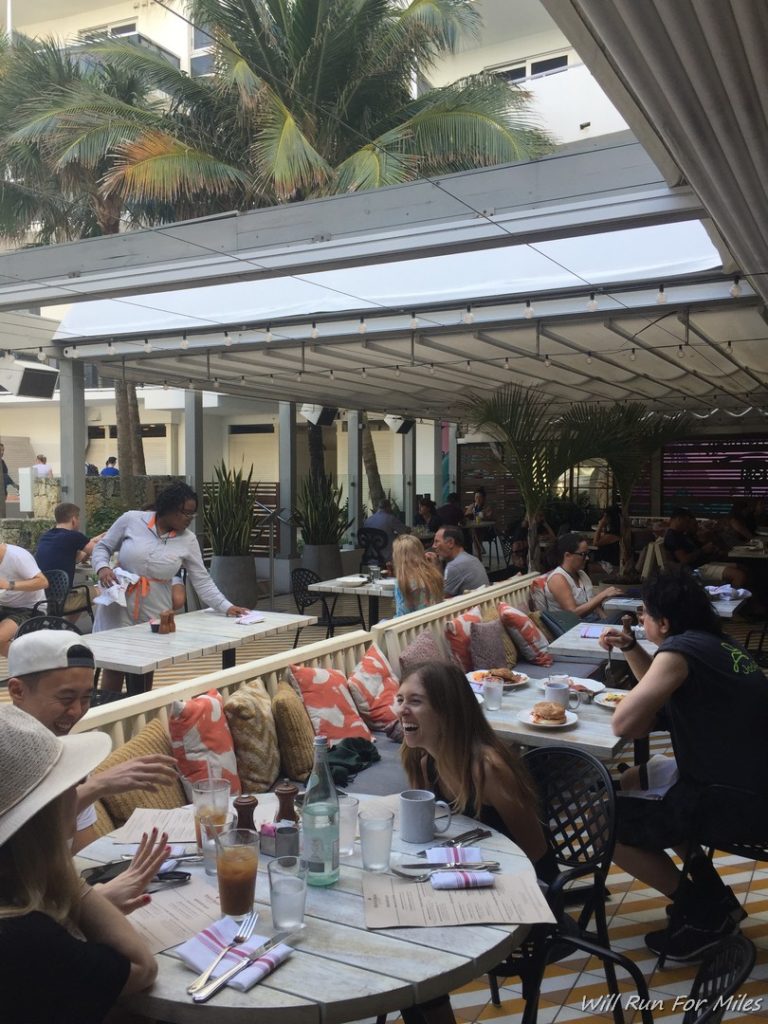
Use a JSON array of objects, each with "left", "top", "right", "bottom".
[
  {"left": 361, "top": 366, "right": 366, "bottom": 378},
  {"left": 106, "top": 341, "right": 114, "bottom": 356},
  {"left": 544, "top": 353, "right": 551, "bottom": 368},
  {"left": 504, "top": 357, "right": 509, "bottom": 370},
  {"left": 678, "top": 344, "right": 684, "bottom": 357},
  {"left": 37, "top": 347, "right": 47, "bottom": 363},
  {"left": 269, "top": 374, "right": 274, "bottom": 385},
  {"left": 143, "top": 338, "right": 152, "bottom": 353},
  {"left": 213, "top": 378, "right": 220, "bottom": 389},
  {"left": 223, "top": 331, "right": 231, "bottom": 347},
  {"left": 265, "top": 325, "right": 273, "bottom": 343},
  {"left": 358, "top": 317, "right": 367, "bottom": 335},
  {"left": 409, "top": 312, "right": 418, "bottom": 329},
  {"left": 656, "top": 284, "right": 667, "bottom": 305},
  {"left": 630, "top": 348, "right": 636, "bottom": 361},
  {"left": 466, "top": 360, "right": 471, "bottom": 371},
  {"left": 329, "top": 368, "right": 335, "bottom": 380},
  {"left": 730, "top": 276, "right": 742, "bottom": 298},
  {"left": 462, "top": 304, "right": 474, "bottom": 325},
  {"left": 310, "top": 321, "right": 319, "bottom": 340},
  {"left": 395, "top": 365, "right": 401, "bottom": 377},
  {"left": 586, "top": 351, "right": 593, "bottom": 365},
  {"left": 180, "top": 333, "right": 189, "bottom": 350},
  {"left": 587, "top": 292, "right": 598, "bottom": 312},
  {"left": 297, "top": 370, "right": 302, "bottom": 383},
  {"left": 727, "top": 340, "right": 733, "bottom": 352},
  {"left": 429, "top": 362, "right": 435, "bottom": 375},
  {"left": 523, "top": 300, "right": 534, "bottom": 320}
]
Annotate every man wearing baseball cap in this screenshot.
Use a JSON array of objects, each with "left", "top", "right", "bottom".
[
  {"left": 7, "top": 630, "right": 177, "bottom": 854},
  {"left": 0, "top": 705, "right": 157, "bottom": 1022}
]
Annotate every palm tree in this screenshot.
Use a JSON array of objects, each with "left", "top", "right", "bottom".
[
  {"left": 560, "top": 403, "right": 693, "bottom": 578},
  {"left": 471, "top": 384, "right": 603, "bottom": 572}
]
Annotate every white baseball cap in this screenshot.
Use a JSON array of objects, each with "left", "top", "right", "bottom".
[
  {"left": 0, "top": 706, "right": 110, "bottom": 845},
  {"left": 7, "top": 630, "right": 95, "bottom": 679}
]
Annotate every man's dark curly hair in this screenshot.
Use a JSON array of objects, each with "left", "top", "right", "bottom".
[
  {"left": 641, "top": 567, "right": 722, "bottom": 636},
  {"left": 154, "top": 481, "right": 198, "bottom": 518}
]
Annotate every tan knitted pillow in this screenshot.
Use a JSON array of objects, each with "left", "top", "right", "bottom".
[
  {"left": 224, "top": 678, "right": 280, "bottom": 792},
  {"left": 272, "top": 680, "right": 315, "bottom": 782},
  {"left": 481, "top": 604, "right": 518, "bottom": 667},
  {"left": 92, "top": 799, "right": 115, "bottom": 837},
  {"left": 91, "top": 717, "right": 186, "bottom": 826}
]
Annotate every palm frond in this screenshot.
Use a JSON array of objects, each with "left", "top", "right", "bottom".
[
  {"left": 330, "top": 124, "right": 418, "bottom": 192},
  {"left": 250, "top": 90, "right": 332, "bottom": 199},
  {"left": 398, "top": 0, "right": 482, "bottom": 53}
]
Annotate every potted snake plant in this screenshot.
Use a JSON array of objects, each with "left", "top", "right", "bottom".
[
  {"left": 203, "top": 462, "right": 259, "bottom": 607},
  {"left": 294, "top": 475, "right": 353, "bottom": 580}
]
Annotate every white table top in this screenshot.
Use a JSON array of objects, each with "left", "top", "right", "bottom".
[
  {"left": 548, "top": 623, "right": 657, "bottom": 665},
  {"left": 308, "top": 577, "right": 397, "bottom": 599},
  {"left": 603, "top": 595, "right": 745, "bottom": 619},
  {"left": 85, "top": 609, "right": 317, "bottom": 674},
  {"left": 80, "top": 793, "right": 533, "bottom": 1024},
  {"left": 483, "top": 683, "right": 626, "bottom": 760},
  {"left": 728, "top": 545, "right": 768, "bottom": 559}
]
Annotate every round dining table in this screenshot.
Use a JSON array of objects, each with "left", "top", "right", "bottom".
[{"left": 84, "top": 793, "right": 535, "bottom": 1024}]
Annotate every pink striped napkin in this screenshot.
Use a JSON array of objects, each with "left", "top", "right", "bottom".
[
  {"left": 173, "top": 918, "right": 292, "bottom": 991},
  {"left": 425, "top": 847, "right": 484, "bottom": 865},
  {"left": 431, "top": 869, "right": 495, "bottom": 890}
]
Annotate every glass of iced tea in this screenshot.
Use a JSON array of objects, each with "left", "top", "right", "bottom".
[
  {"left": 192, "top": 778, "right": 231, "bottom": 854},
  {"left": 216, "top": 829, "right": 260, "bottom": 920}
]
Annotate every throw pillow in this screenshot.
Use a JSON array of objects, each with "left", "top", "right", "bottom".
[
  {"left": 498, "top": 601, "right": 553, "bottom": 666},
  {"left": 223, "top": 678, "right": 281, "bottom": 792},
  {"left": 469, "top": 619, "right": 508, "bottom": 670},
  {"left": 92, "top": 718, "right": 186, "bottom": 826},
  {"left": 399, "top": 630, "right": 451, "bottom": 679},
  {"left": 287, "top": 664, "right": 373, "bottom": 745},
  {"left": 272, "top": 681, "right": 315, "bottom": 782},
  {"left": 530, "top": 610, "right": 555, "bottom": 643},
  {"left": 480, "top": 605, "right": 518, "bottom": 667},
  {"left": 530, "top": 574, "right": 550, "bottom": 613},
  {"left": 346, "top": 643, "right": 399, "bottom": 729},
  {"left": 444, "top": 605, "right": 483, "bottom": 671},
  {"left": 169, "top": 690, "right": 241, "bottom": 798}
]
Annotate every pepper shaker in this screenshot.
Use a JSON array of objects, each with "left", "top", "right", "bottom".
[
  {"left": 233, "top": 794, "right": 259, "bottom": 831},
  {"left": 274, "top": 779, "right": 299, "bottom": 824}
]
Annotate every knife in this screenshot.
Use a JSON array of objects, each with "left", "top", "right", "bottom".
[
  {"left": 191, "top": 931, "right": 295, "bottom": 1003},
  {"left": 398, "top": 861, "right": 500, "bottom": 871},
  {"left": 416, "top": 828, "right": 492, "bottom": 856}
]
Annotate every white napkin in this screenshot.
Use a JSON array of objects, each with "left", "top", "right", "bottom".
[
  {"left": 431, "top": 870, "right": 495, "bottom": 890},
  {"left": 705, "top": 585, "right": 751, "bottom": 600},
  {"left": 425, "top": 847, "right": 484, "bottom": 865},
  {"left": 93, "top": 567, "right": 141, "bottom": 607},
  {"left": 235, "top": 611, "right": 265, "bottom": 624},
  {"left": 173, "top": 919, "right": 292, "bottom": 992}
]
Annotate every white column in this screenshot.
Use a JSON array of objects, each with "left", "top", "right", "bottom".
[
  {"left": 347, "top": 410, "right": 363, "bottom": 539},
  {"left": 447, "top": 423, "right": 458, "bottom": 498},
  {"left": 59, "top": 357, "right": 86, "bottom": 528},
  {"left": 402, "top": 428, "right": 416, "bottom": 527},
  {"left": 431, "top": 420, "right": 442, "bottom": 503},
  {"left": 278, "top": 401, "right": 297, "bottom": 557},
  {"left": 184, "top": 390, "right": 203, "bottom": 494}
]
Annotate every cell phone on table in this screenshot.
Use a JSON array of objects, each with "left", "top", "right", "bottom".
[{"left": 81, "top": 860, "right": 190, "bottom": 891}]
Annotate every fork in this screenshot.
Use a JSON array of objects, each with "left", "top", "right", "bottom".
[
  {"left": 390, "top": 862, "right": 500, "bottom": 883},
  {"left": 603, "top": 644, "right": 616, "bottom": 688},
  {"left": 186, "top": 910, "right": 259, "bottom": 994}
]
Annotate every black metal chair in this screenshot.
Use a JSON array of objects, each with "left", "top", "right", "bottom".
[
  {"left": 487, "top": 746, "right": 652, "bottom": 1024},
  {"left": 357, "top": 527, "right": 388, "bottom": 570},
  {"left": 33, "top": 569, "right": 71, "bottom": 617},
  {"left": 15, "top": 614, "right": 83, "bottom": 637},
  {"left": 499, "top": 534, "right": 514, "bottom": 567},
  {"left": 684, "top": 934, "right": 756, "bottom": 1024},
  {"left": 290, "top": 568, "right": 366, "bottom": 646}
]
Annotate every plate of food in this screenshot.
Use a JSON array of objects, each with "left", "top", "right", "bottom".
[
  {"left": 467, "top": 668, "right": 530, "bottom": 690},
  {"left": 535, "top": 676, "right": 605, "bottom": 695},
  {"left": 594, "top": 691, "right": 627, "bottom": 709},
  {"left": 517, "top": 703, "right": 577, "bottom": 729}
]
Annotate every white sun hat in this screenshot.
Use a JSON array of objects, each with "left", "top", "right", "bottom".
[{"left": 0, "top": 706, "right": 110, "bottom": 846}]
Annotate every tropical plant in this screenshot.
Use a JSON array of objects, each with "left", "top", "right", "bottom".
[
  {"left": 294, "top": 475, "right": 353, "bottom": 546},
  {"left": 203, "top": 462, "right": 256, "bottom": 555},
  {"left": 471, "top": 384, "right": 604, "bottom": 571},
  {"left": 560, "top": 403, "right": 692, "bottom": 578}
]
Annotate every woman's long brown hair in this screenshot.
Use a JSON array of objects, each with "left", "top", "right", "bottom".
[{"left": 393, "top": 534, "right": 444, "bottom": 611}]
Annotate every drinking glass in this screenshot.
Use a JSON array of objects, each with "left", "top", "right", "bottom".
[
  {"left": 216, "top": 829, "right": 259, "bottom": 921},
  {"left": 338, "top": 795, "right": 359, "bottom": 856},
  {"left": 201, "top": 812, "right": 235, "bottom": 876},
  {"left": 268, "top": 856, "right": 308, "bottom": 930},
  {"left": 359, "top": 808, "right": 394, "bottom": 872},
  {"left": 369, "top": 565, "right": 382, "bottom": 582},
  {"left": 483, "top": 678, "right": 503, "bottom": 711},
  {"left": 192, "top": 778, "right": 231, "bottom": 854}
]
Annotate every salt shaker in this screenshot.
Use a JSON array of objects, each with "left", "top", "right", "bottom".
[
  {"left": 274, "top": 779, "right": 299, "bottom": 824},
  {"left": 233, "top": 794, "right": 258, "bottom": 831}
]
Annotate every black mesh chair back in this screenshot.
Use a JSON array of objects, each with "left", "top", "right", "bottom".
[
  {"left": 16, "top": 615, "right": 83, "bottom": 637},
  {"left": 291, "top": 567, "right": 322, "bottom": 615},
  {"left": 500, "top": 534, "right": 514, "bottom": 567},
  {"left": 290, "top": 568, "right": 365, "bottom": 647},
  {"left": 357, "top": 527, "right": 388, "bottom": 569},
  {"left": 684, "top": 934, "right": 756, "bottom": 1024},
  {"left": 34, "top": 568, "right": 71, "bottom": 617}
]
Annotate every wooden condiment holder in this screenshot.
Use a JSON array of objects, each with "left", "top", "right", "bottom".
[{"left": 158, "top": 609, "right": 176, "bottom": 634}]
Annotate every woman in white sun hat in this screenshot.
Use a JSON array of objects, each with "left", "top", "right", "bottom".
[{"left": 0, "top": 706, "right": 157, "bottom": 1023}]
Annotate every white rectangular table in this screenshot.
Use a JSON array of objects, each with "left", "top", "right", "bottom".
[
  {"left": 87, "top": 609, "right": 317, "bottom": 682},
  {"left": 603, "top": 595, "right": 745, "bottom": 619},
  {"left": 728, "top": 546, "right": 768, "bottom": 560},
  {"left": 308, "top": 576, "right": 397, "bottom": 625},
  {"left": 548, "top": 623, "right": 657, "bottom": 665}
]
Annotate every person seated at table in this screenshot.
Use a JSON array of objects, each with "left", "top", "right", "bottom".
[
  {"left": 0, "top": 542, "right": 48, "bottom": 656},
  {"left": 592, "top": 504, "right": 622, "bottom": 570},
  {"left": 717, "top": 499, "right": 757, "bottom": 548},
  {"left": 464, "top": 487, "right": 495, "bottom": 558},
  {"left": 392, "top": 535, "right": 444, "bottom": 617},
  {"left": 0, "top": 706, "right": 158, "bottom": 1023},
  {"left": 600, "top": 569, "right": 768, "bottom": 962},
  {"left": 35, "top": 502, "right": 104, "bottom": 622},
  {"left": 414, "top": 499, "right": 442, "bottom": 534},
  {"left": 663, "top": 507, "right": 747, "bottom": 588},
  {"left": 506, "top": 511, "right": 556, "bottom": 572},
  {"left": 430, "top": 526, "right": 489, "bottom": 597},
  {"left": 363, "top": 498, "right": 410, "bottom": 561},
  {"left": 92, "top": 482, "right": 250, "bottom": 693},
  {"left": 435, "top": 492, "right": 464, "bottom": 527},
  {"left": 543, "top": 534, "right": 623, "bottom": 620}
]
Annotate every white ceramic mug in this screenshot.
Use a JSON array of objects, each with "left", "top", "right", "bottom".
[
  {"left": 399, "top": 789, "right": 453, "bottom": 844},
  {"left": 544, "top": 678, "right": 581, "bottom": 711}
]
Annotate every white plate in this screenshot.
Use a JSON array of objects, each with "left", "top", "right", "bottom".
[
  {"left": 467, "top": 670, "right": 530, "bottom": 688},
  {"left": 517, "top": 709, "right": 578, "bottom": 729},
  {"left": 535, "top": 676, "right": 605, "bottom": 695},
  {"left": 518, "top": 712, "right": 577, "bottom": 729},
  {"left": 375, "top": 577, "right": 397, "bottom": 587},
  {"left": 336, "top": 575, "right": 368, "bottom": 586},
  {"left": 594, "top": 691, "right": 627, "bottom": 709}
]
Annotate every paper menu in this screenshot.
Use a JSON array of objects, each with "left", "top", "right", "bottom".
[
  {"left": 129, "top": 874, "right": 222, "bottom": 953},
  {"left": 110, "top": 807, "right": 196, "bottom": 844},
  {"left": 235, "top": 611, "right": 266, "bottom": 624},
  {"left": 362, "top": 872, "right": 555, "bottom": 929},
  {"left": 579, "top": 624, "right": 606, "bottom": 639}
]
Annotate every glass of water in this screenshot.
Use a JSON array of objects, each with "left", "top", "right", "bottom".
[
  {"left": 201, "top": 813, "right": 235, "bottom": 876},
  {"left": 268, "top": 856, "right": 307, "bottom": 930},
  {"left": 338, "top": 795, "right": 359, "bottom": 856},
  {"left": 359, "top": 808, "right": 394, "bottom": 872}
]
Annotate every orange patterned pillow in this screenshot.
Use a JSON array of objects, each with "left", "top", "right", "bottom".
[
  {"left": 346, "top": 643, "right": 399, "bottom": 729},
  {"left": 498, "top": 602, "right": 553, "bottom": 667},
  {"left": 169, "top": 689, "right": 241, "bottom": 797},
  {"left": 287, "top": 665, "right": 373, "bottom": 745},
  {"left": 444, "top": 605, "right": 483, "bottom": 671},
  {"left": 530, "top": 574, "right": 550, "bottom": 612}
]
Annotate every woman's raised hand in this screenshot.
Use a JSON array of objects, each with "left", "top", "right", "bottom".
[{"left": 598, "top": 628, "right": 635, "bottom": 652}]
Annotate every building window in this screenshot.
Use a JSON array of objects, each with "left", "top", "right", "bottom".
[
  {"left": 191, "top": 52, "right": 215, "bottom": 78},
  {"left": 229, "top": 424, "right": 275, "bottom": 435},
  {"left": 193, "top": 25, "right": 214, "bottom": 49},
  {"left": 530, "top": 54, "right": 568, "bottom": 77},
  {"left": 497, "top": 65, "right": 526, "bottom": 83},
  {"left": 491, "top": 52, "right": 570, "bottom": 84}
]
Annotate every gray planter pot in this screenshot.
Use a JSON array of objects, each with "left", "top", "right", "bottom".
[
  {"left": 302, "top": 543, "right": 343, "bottom": 580},
  {"left": 209, "top": 555, "right": 260, "bottom": 608}
]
